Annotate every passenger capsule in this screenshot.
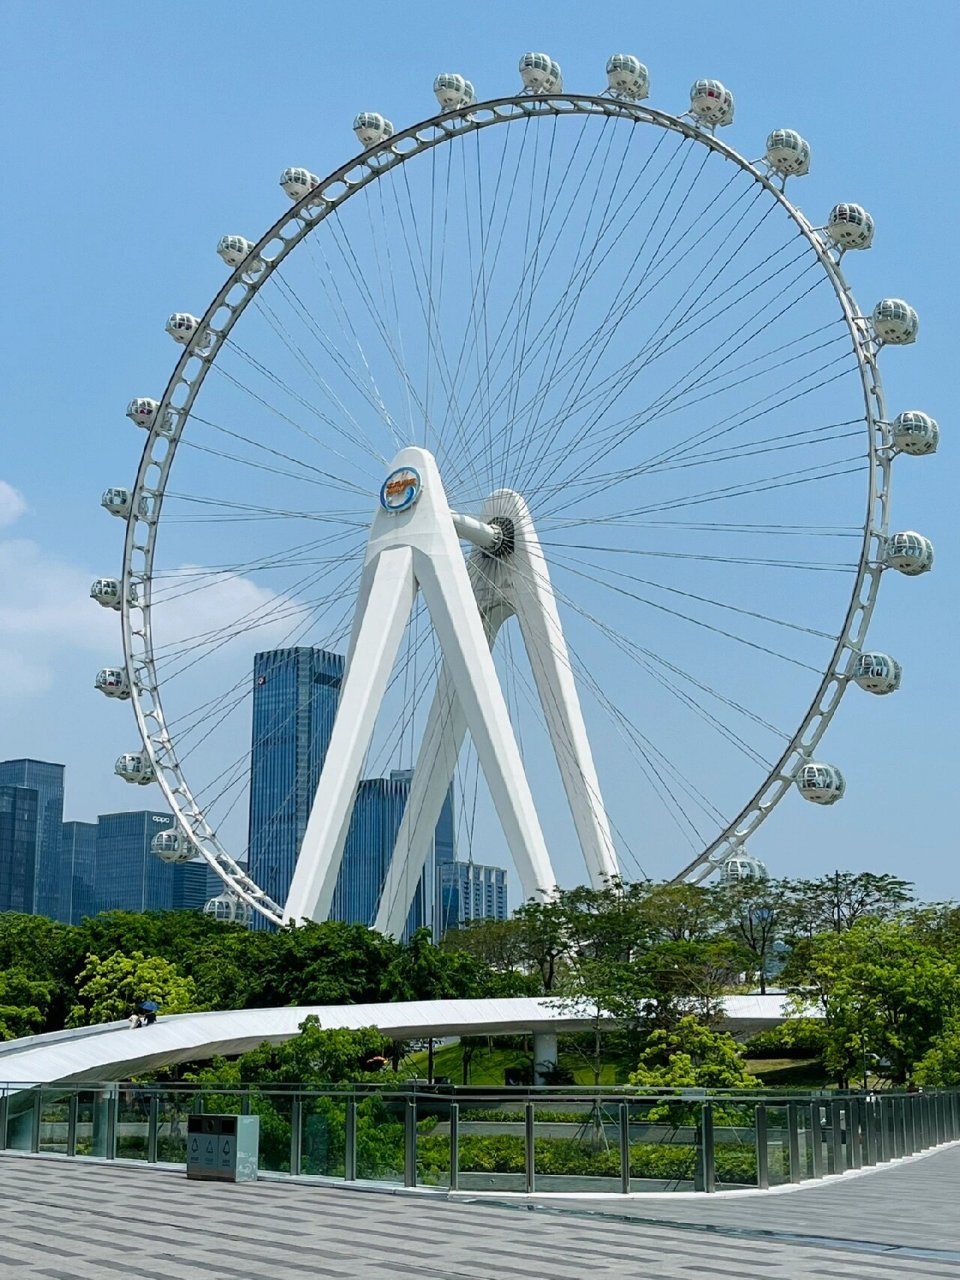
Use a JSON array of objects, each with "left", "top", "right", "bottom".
[
  {"left": 826, "top": 203, "right": 874, "bottom": 250},
  {"left": 217, "top": 235, "right": 258, "bottom": 268},
  {"left": 101, "top": 487, "right": 132, "bottom": 518},
  {"left": 433, "top": 73, "right": 476, "bottom": 111},
  {"left": 873, "top": 298, "right": 919, "bottom": 345},
  {"left": 204, "top": 889, "right": 253, "bottom": 925},
  {"left": 851, "top": 651, "right": 902, "bottom": 695},
  {"left": 352, "top": 114, "right": 394, "bottom": 147},
  {"left": 519, "top": 52, "right": 562, "bottom": 94},
  {"left": 606, "top": 54, "right": 649, "bottom": 100},
  {"left": 796, "top": 762, "right": 845, "bottom": 805},
  {"left": 765, "top": 129, "right": 810, "bottom": 176},
  {"left": 165, "top": 313, "right": 206, "bottom": 347},
  {"left": 115, "top": 752, "right": 155, "bottom": 785},
  {"left": 152, "top": 830, "right": 196, "bottom": 864},
  {"left": 892, "top": 410, "right": 939, "bottom": 456},
  {"left": 90, "top": 577, "right": 122, "bottom": 610},
  {"left": 95, "top": 667, "right": 131, "bottom": 700},
  {"left": 279, "top": 167, "right": 320, "bottom": 200},
  {"left": 886, "top": 530, "right": 934, "bottom": 575},
  {"left": 719, "top": 850, "right": 769, "bottom": 882},
  {"left": 126, "top": 397, "right": 159, "bottom": 429},
  {"left": 690, "top": 79, "right": 734, "bottom": 126}
]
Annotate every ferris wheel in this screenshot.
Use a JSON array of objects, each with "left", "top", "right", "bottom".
[{"left": 92, "top": 53, "right": 938, "bottom": 929}]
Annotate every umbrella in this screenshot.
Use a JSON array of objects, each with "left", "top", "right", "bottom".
[{"left": 139, "top": 1000, "right": 160, "bottom": 1012}]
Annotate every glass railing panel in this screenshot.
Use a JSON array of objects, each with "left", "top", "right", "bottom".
[
  {"left": 75, "top": 1089, "right": 112, "bottom": 1158},
  {"left": 355, "top": 1091, "right": 404, "bottom": 1184},
  {"left": 416, "top": 1094, "right": 452, "bottom": 1189},
  {"left": 531, "top": 1097, "right": 621, "bottom": 1193},
  {"left": 247, "top": 1091, "right": 293, "bottom": 1174},
  {"left": 300, "top": 1093, "right": 347, "bottom": 1179},
  {"left": 626, "top": 1097, "right": 698, "bottom": 1191},
  {"left": 116, "top": 1086, "right": 151, "bottom": 1160},
  {"left": 714, "top": 1097, "right": 758, "bottom": 1189},
  {"left": 454, "top": 1097, "right": 529, "bottom": 1191},
  {"left": 38, "top": 1090, "right": 70, "bottom": 1154},
  {"left": 4, "top": 1089, "right": 37, "bottom": 1152},
  {"left": 155, "top": 1090, "right": 192, "bottom": 1164},
  {"left": 764, "top": 1105, "right": 791, "bottom": 1185}
]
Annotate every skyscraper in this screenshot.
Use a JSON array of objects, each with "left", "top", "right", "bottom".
[
  {"left": 0, "top": 760, "right": 64, "bottom": 918},
  {"left": 247, "top": 647, "right": 344, "bottom": 922},
  {"left": 60, "top": 820, "right": 97, "bottom": 924},
  {"left": 435, "top": 861, "right": 508, "bottom": 938},
  {"left": 247, "top": 648, "right": 455, "bottom": 937},
  {"left": 0, "top": 785, "right": 39, "bottom": 914},
  {"left": 93, "top": 810, "right": 207, "bottom": 915}
]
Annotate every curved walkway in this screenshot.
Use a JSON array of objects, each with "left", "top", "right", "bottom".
[
  {"left": 2, "top": 1143, "right": 960, "bottom": 1278},
  {"left": 0, "top": 994, "right": 798, "bottom": 1085}
]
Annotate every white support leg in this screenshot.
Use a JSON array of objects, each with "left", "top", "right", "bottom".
[{"left": 283, "top": 545, "right": 417, "bottom": 924}]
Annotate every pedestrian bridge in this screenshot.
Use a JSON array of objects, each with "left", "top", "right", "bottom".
[{"left": 0, "top": 993, "right": 797, "bottom": 1085}]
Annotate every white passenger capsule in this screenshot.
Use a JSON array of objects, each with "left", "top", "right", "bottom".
[
  {"left": 352, "top": 113, "right": 395, "bottom": 147},
  {"left": 826, "top": 203, "right": 874, "bottom": 249},
  {"left": 217, "top": 235, "right": 257, "bottom": 268},
  {"left": 892, "top": 410, "right": 939, "bottom": 456},
  {"left": 279, "top": 167, "right": 320, "bottom": 200},
  {"left": 873, "top": 298, "right": 919, "bottom": 345},
  {"left": 796, "top": 762, "right": 845, "bottom": 805},
  {"left": 152, "top": 830, "right": 196, "bottom": 864},
  {"left": 95, "top": 667, "right": 131, "bottom": 700},
  {"left": 204, "top": 889, "right": 253, "bottom": 925},
  {"left": 126, "top": 397, "right": 159, "bottom": 429},
  {"left": 433, "top": 73, "right": 475, "bottom": 111},
  {"left": 90, "top": 577, "right": 122, "bottom": 610},
  {"left": 765, "top": 129, "right": 811, "bottom": 176},
  {"left": 851, "top": 651, "right": 902, "bottom": 695},
  {"left": 165, "top": 313, "right": 206, "bottom": 346},
  {"left": 606, "top": 54, "right": 649, "bottom": 100},
  {"left": 519, "top": 52, "right": 562, "bottom": 93},
  {"left": 886, "top": 530, "right": 934, "bottom": 575},
  {"left": 115, "top": 752, "right": 156, "bottom": 785},
  {"left": 101, "top": 487, "right": 132, "bottom": 518},
  {"left": 719, "top": 850, "right": 769, "bottom": 882},
  {"left": 690, "top": 79, "right": 734, "bottom": 126}
]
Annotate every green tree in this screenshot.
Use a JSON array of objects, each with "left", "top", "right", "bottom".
[
  {"left": 0, "top": 968, "right": 55, "bottom": 1039},
  {"left": 717, "top": 877, "right": 791, "bottom": 994},
  {"left": 914, "top": 1015, "right": 960, "bottom": 1087},
  {"left": 67, "top": 950, "right": 199, "bottom": 1026},
  {"left": 629, "top": 1015, "right": 760, "bottom": 1090},
  {"left": 381, "top": 928, "right": 497, "bottom": 1001},
  {"left": 782, "top": 872, "right": 914, "bottom": 940},
  {"left": 635, "top": 882, "right": 723, "bottom": 944}
]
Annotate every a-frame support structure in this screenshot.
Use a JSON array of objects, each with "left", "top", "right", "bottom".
[{"left": 283, "top": 447, "right": 619, "bottom": 932}]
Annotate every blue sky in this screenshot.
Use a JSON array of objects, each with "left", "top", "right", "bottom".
[{"left": 2, "top": 0, "right": 957, "bottom": 901}]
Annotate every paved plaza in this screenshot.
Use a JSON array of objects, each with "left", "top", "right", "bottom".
[{"left": 3, "top": 1145, "right": 960, "bottom": 1279}]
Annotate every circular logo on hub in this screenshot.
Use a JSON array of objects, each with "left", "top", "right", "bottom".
[{"left": 380, "top": 466, "right": 422, "bottom": 513}]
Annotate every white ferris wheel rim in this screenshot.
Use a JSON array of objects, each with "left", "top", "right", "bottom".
[{"left": 119, "top": 91, "right": 889, "bottom": 923}]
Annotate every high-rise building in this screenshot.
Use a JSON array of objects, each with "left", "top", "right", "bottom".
[
  {"left": 60, "top": 820, "right": 97, "bottom": 924},
  {"left": 435, "top": 861, "right": 508, "bottom": 938},
  {"left": 0, "top": 759, "right": 64, "bottom": 918},
  {"left": 247, "top": 647, "right": 344, "bottom": 922},
  {"left": 247, "top": 648, "right": 455, "bottom": 937},
  {"left": 93, "top": 810, "right": 207, "bottom": 915},
  {"left": 0, "top": 785, "right": 39, "bottom": 914},
  {"left": 330, "top": 770, "right": 455, "bottom": 939}
]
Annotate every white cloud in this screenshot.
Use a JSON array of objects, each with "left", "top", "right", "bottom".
[{"left": 0, "top": 481, "right": 26, "bottom": 527}]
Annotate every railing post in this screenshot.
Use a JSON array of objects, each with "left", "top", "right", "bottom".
[
  {"left": 30, "top": 1091, "right": 41, "bottom": 1154},
  {"left": 809, "top": 1103, "right": 824, "bottom": 1178},
  {"left": 896, "top": 1095, "right": 907, "bottom": 1157},
  {"left": 701, "top": 1102, "right": 716, "bottom": 1193},
  {"left": 619, "top": 1102, "right": 630, "bottom": 1194},
  {"left": 105, "top": 1087, "right": 117, "bottom": 1159},
  {"left": 147, "top": 1093, "right": 159, "bottom": 1164},
  {"left": 907, "top": 1095, "right": 918, "bottom": 1152},
  {"left": 290, "top": 1095, "right": 302, "bottom": 1177},
  {"left": 404, "top": 1097, "right": 417, "bottom": 1188},
  {"left": 755, "top": 1104, "right": 769, "bottom": 1189},
  {"left": 449, "top": 1102, "right": 459, "bottom": 1192},
  {"left": 786, "top": 1102, "right": 801, "bottom": 1183},
  {"left": 344, "top": 1099, "right": 357, "bottom": 1181},
  {"left": 524, "top": 1101, "right": 535, "bottom": 1194},
  {"left": 847, "top": 1099, "right": 862, "bottom": 1169},
  {"left": 863, "top": 1097, "right": 877, "bottom": 1165},
  {"left": 66, "top": 1092, "right": 78, "bottom": 1158},
  {"left": 830, "top": 1099, "right": 845, "bottom": 1174},
  {"left": 0, "top": 1090, "right": 9, "bottom": 1150}
]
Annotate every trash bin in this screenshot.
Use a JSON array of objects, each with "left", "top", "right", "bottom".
[{"left": 186, "top": 1114, "right": 259, "bottom": 1183}]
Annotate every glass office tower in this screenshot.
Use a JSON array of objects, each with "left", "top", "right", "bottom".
[
  {"left": 0, "top": 759, "right": 64, "bottom": 918},
  {"left": 248, "top": 648, "right": 455, "bottom": 937},
  {"left": 60, "top": 820, "right": 98, "bottom": 924},
  {"left": 93, "top": 810, "right": 207, "bottom": 914},
  {"left": 0, "top": 785, "right": 39, "bottom": 914}
]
